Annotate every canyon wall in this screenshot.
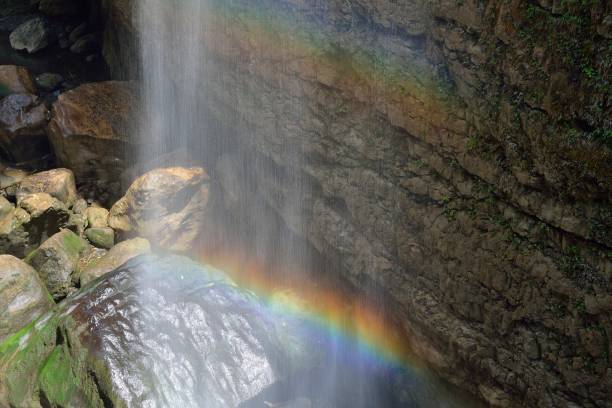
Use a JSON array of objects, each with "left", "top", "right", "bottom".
[{"left": 104, "top": 0, "right": 611, "bottom": 406}]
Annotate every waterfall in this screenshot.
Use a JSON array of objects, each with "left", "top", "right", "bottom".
[{"left": 134, "top": 1, "right": 479, "bottom": 407}]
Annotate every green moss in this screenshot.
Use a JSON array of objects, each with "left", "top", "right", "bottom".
[
  {"left": 39, "top": 346, "right": 79, "bottom": 406},
  {"left": 62, "top": 230, "right": 88, "bottom": 256}
]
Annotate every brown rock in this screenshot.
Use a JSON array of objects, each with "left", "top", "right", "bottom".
[
  {"left": 109, "top": 167, "right": 210, "bottom": 252},
  {"left": 18, "top": 192, "right": 68, "bottom": 218},
  {"left": 0, "top": 66, "right": 36, "bottom": 96},
  {"left": 47, "top": 81, "right": 137, "bottom": 203}
]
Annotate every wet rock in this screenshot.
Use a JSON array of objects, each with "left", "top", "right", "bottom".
[
  {"left": 17, "top": 168, "right": 77, "bottom": 207},
  {"left": 80, "top": 237, "right": 150, "bottom": 285},
  {"left": 9, "top": 17, "right": 57, "bottom": 54},
  {"left": 47, "top": 81, "right": 137, "bottom": 204},
  {"left": 65, "top": 212, "right": 86, "bottom": 236},
  {"left": 0, "top": 255, "right": 316, "bottom": 407},
  {"left": 84, "top": 206, "right": 108, "bottom": 228},
  {"left": 76, "top": 245, "right": 106, "bottom": 275},
  {"left": 109, "top": 167, "right": 210, "bottom": 252},
  {"left": 69, "top": 32, "right": 100, "bottom": 54},
  {"left": 34, "top": 72, "right": 64, "bottom": 91},
  {"left": 0, "top": 65, "right": 36, "bottom": 96},
  {"left": 85, "top": 227, "right": 114, "bottom": 249},
  {"left": 0, "top": 255, "right": 52, "bottom": 342},
  {"left": 25, "top": 229, "right": 88, "bottom": 300},
  {"left": 0, "top": 93, "right": 51, "bottom": 166},
  {"left": 71, "top": 197, "right": 87, "bottom": 214}
]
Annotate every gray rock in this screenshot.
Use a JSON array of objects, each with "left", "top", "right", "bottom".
[
  {"left": 0, "top": 254, "right": 52, "bottom": 342},
  {"left": 25, "top": 229, "right": 88, "bottom": 300},
  {"left": 0, "top": 93, "right": 51, "bottom": 166},
  {"left": 69, "top": 32, "right": 99, "bottom": 54},
  {"left": 9, "top": 17, "right": 56, "bottom": 53},
  {"left": 85, "top": 227, "right": 114, "bottom": 249},
  {"left": 34, "top": 72, "right": 64, "bottom": 91},
  {"left": 18, "top": 192, "right": 68, "bottom": 218},
  {"left": 68, "top": 21, "right": 86, "bottom": 43}
]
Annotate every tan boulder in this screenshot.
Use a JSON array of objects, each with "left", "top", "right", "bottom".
[
  {"left": 47, "top": 81, "right": 137, "bottom": 204},
  {"left": 0, "top": 164, "right": 28, "bottom": 189},
  {"left": 16, "top": 168, "right": 77, "bottom": 207},
  {"left": 0, "top": 255, "right": 53, "bottom": 342},
  {"left": 0, "top": 65, "right": 37, "bottom": 96},
  {"left": 109, "top": 167, "right": 210, "bottom": 252},
  {"left": 85, "top": 206, "right": 109, "bottom": 228},
  {"left": 80, "top": 237, "right": 150, "bottom": 285},
  {"left": 18, "top": 192, "right": 67, "bottom": 218}
]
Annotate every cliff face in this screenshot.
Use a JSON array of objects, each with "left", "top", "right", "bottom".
[{"left": 104, "top": 0, "right": 611, "bottom": 406}]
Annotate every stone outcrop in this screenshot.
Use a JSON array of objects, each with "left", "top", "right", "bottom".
[
  {"left": 109, "top": 167, "right": 210, "bottom": 252},
  {"left": 47, "top": 81, "right": 137, "bottom": 204},
  {"left": 0, "top": 254, "right": 53, "bottom": 342},
  {"left": 79, "top": 237, "right": 149, "bottom": 285}
]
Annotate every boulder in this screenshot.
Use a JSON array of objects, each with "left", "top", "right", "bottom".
[
  {"left": 0, "top": 65, "right": 36, "bottom": 96},
  {"left": 18, "top": 192, "right": 68, "bottom": 218},
  {"left": 84, "top": 206, "right": 108, "bottom": 228},
  {"left": 47, "top": 81, "right": 137, "bottom": 204},
  {"left": 85, "top": 227, "right": 114, "bottom": 249},
  {"left": 34, "top": 72, "right": 64, "bottom": 91},
  {"left": 1, "top": 255, "right": 316, "bottom": 407},
  {"left": 17, "top": 168, "right": 78, "bottom": 207},
  {"left": 25, "top": 229, "right": 88, "bottom": 300},
  {"left": 80, "top": 237, "right": 150, "bottom": 285},
  {"left": 9, "top": 17, "right": 58, "bottom": 54},
  {"left": 109, "top": 167, "right": 210, "bottom": 252},
  {"left": 0, "top": 255, "right": 52, "bottom": 342},
  {"left": 0, "top": 93, "right": 51, "bottom": 167}
]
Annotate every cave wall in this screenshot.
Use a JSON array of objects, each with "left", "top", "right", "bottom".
[{"left": 103, "top": 0, "right": 611, "bottom": 406}]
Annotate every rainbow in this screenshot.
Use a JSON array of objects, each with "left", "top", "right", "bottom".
[{"left": 197, "top": 247, "right": 424, "bottom": 373}]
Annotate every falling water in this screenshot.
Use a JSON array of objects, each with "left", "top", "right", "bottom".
[{"left": 135, "top": 1, "right": 481, "bottom": 407}]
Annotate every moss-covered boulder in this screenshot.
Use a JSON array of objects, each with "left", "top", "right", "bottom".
[
  {"left": 85, "top": 227, "right": 114, "bottom": 249},
  {"left": 26, "top": 229, "right": 88, "bottom": 300},
  {"left": 0, "top": 255, "right": 318, "bottom": 407}
]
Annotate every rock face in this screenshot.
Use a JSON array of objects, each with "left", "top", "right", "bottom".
[
  {"left": 109, "top": 167, "right": 210, "bottom": 252},
  {"left": 0, "top": 255, "right": 315, "bottom": 407},
  {"left": 25, "top": 229, "right": 88, "bottom": 300},
  {"left": 47, "top": 81, "right": 138, "bottom": 204},
  {"left": 0, "top": 255, "right": 52, "bottom": 342},
  {"left": 104, "top": 0, "right": 612, "bottom": 406}
]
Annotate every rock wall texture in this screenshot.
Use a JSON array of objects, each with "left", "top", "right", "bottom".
[{"left": 103, "top": 0, "right": 611, "bottom": 406}]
